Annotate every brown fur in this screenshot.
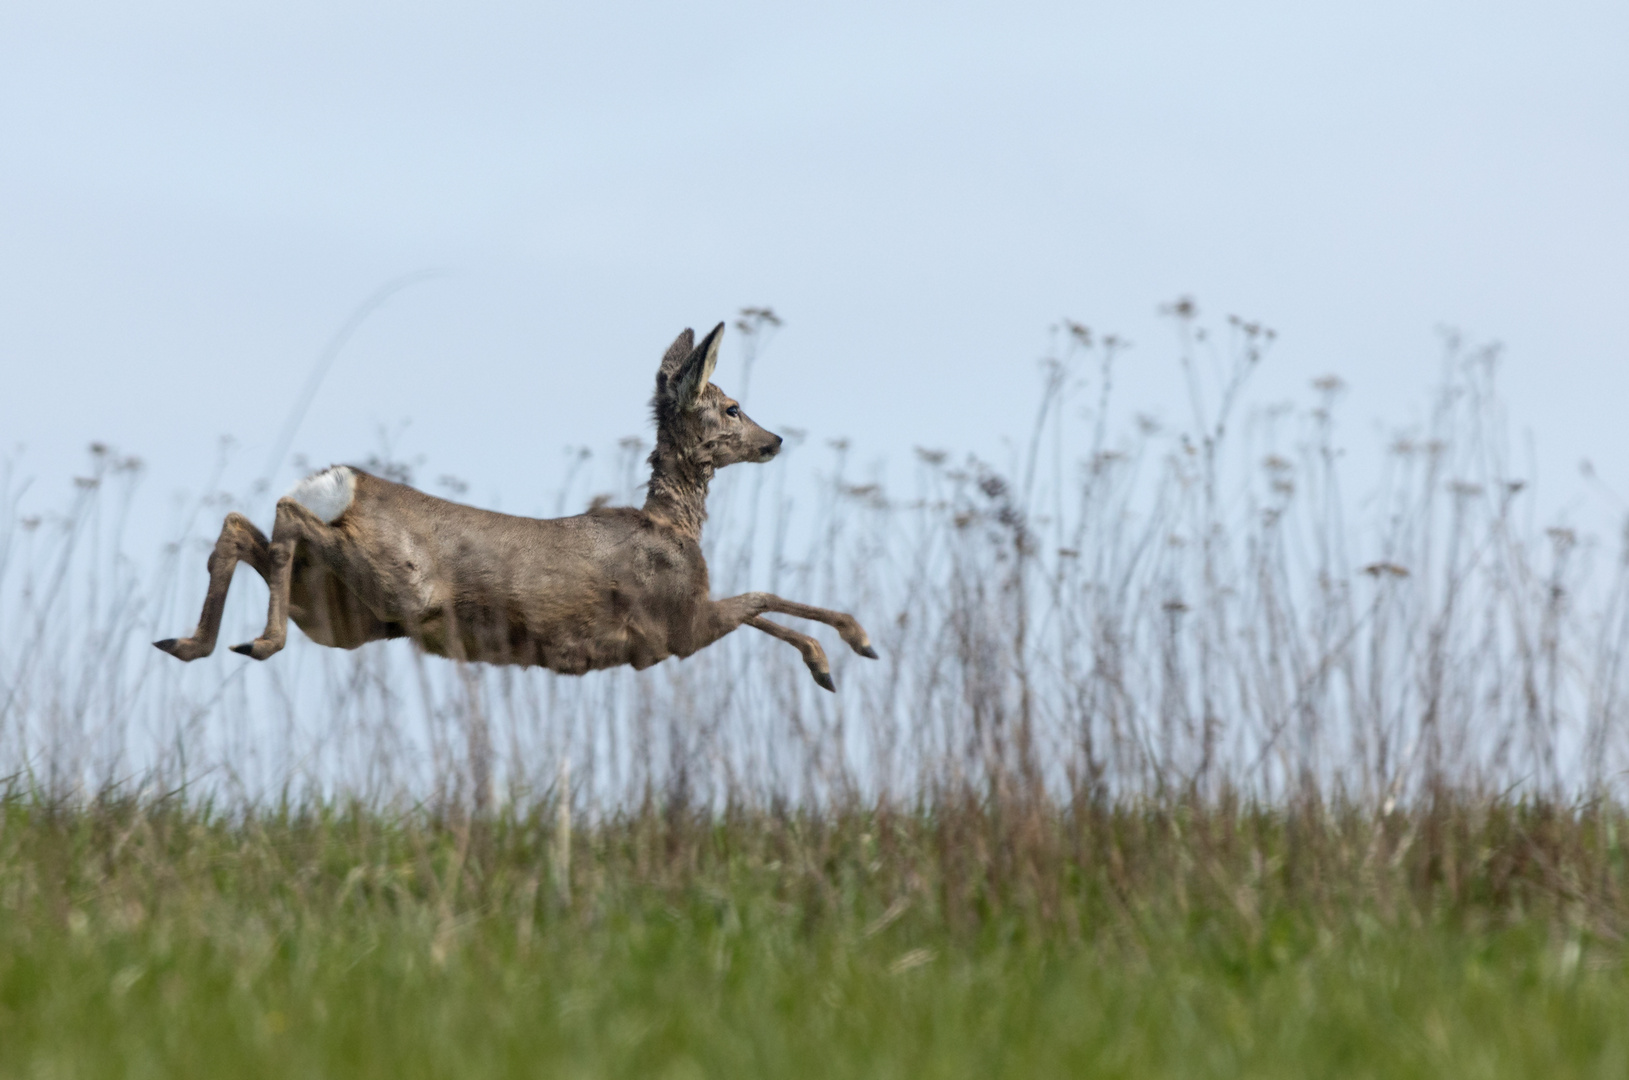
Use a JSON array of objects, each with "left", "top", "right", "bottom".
[{"left": 155, "top": 323, "right": 877, "bottom": 690}]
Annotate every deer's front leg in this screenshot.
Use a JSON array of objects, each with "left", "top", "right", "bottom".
[
  {"left": 230, "top": 498, "right": 333, "bottom": 661},
  {"left": 693, "top": 596, "right": 833, "bottom": 691},
  {"left": 701, "top": 592, "right": 875, "bottom": 691},
  {"left": 735, "top": 592, "right": 878, "bottom": 659},
  {"left": 154, "top": 512, "right": 271, "bottom": 661},
  {"left": 745, "top": 615, "right": 835, "bottom": 692}
]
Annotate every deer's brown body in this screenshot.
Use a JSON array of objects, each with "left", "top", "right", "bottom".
[{"left": 155, "top": 324, "right": 876, "bottom": 690}]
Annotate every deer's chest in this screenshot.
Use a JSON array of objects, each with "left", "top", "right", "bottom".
[{"left": 602, "top": 534, "right": 707, "bottom": 657}]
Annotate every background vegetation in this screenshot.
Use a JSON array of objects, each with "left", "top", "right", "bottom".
[{"left": 3, "top": 303, "right": 1627, "bottom": 1076}]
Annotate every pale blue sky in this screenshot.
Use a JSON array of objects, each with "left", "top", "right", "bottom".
[{"left": 2, "top": 1, "right": 1626, "bottom": 529}]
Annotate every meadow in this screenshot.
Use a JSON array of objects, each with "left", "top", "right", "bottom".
[
  {"left": 3, "top": 305, "right": 1628, "bottom": 1076},
  {"left": 4, "top": 795, "right": 1628, "bottom": 1077}
]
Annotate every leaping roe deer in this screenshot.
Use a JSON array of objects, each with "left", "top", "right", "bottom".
[{"left": 154, "top": 323, "right": 877, "bottom": 690}]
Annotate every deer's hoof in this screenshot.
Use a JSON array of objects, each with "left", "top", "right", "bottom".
[
  {"left": 811, "top": 668, "right": 836, "bottom": 693},
  {"left": 154, "top": 638, "right": 207, "bottom": 661},
  {"left": 837, "top": 618, "right": 875, "bottom": 658},
  {"left": 229, "top": 639, "right": 280, "bottom": 661}
]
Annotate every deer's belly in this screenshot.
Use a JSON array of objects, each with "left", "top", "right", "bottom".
[{"left": 410, "top": 595, "right": 672, "bottom": 673}]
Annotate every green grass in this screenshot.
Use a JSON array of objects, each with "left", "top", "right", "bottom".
[{"left": 3, "top": 796, "right": 1627, "bottom": 1078}]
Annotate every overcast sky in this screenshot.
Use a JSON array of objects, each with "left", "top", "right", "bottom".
[{"left": 2, "top": 1, "right": 1626, "bottom": 532}]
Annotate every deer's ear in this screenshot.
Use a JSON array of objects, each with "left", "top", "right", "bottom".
[
  {"left": 658, "top": 328, "right": 695, "bottom": 381},
  {"left": 672, "top": 322, "right": 724, "bottom": 412}
]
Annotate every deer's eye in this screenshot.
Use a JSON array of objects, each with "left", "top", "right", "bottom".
[{"left": 725, "top": 405, "right": 740, "bottom": 418}]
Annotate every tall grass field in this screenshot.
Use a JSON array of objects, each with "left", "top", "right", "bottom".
[{"left": 4, "top": 307, "right": 1628, "bottom": 1076}]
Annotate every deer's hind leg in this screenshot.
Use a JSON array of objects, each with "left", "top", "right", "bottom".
[
  {"left": 287, "top": 559, "right": 401, "bottom": 650},
  {"left": 231, "top": 497, "right": 360, "bottom": 661},
  {"left": 154, "top": 513, "right": 272, "bottom": 661}
]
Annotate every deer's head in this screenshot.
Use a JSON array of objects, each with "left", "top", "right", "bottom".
[{"left": 653, "top": 323, "right": 782, "bottom": 470}]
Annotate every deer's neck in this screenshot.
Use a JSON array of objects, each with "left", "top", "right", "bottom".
[{"left": 642, "top": 446, "right": 713, "bottom": 540}]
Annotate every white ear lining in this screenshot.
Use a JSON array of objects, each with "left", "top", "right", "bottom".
[{"left": 697, "top": 331, "right": 720, "bottom": 387}]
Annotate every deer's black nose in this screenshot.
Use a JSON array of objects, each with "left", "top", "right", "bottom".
[{"left": 762, "top": 433, "right": 783, "bottom": 458}]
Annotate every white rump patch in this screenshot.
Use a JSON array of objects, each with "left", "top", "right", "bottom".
[{"left": 286, "top": 466, "right": 357, "bottom": 524}]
